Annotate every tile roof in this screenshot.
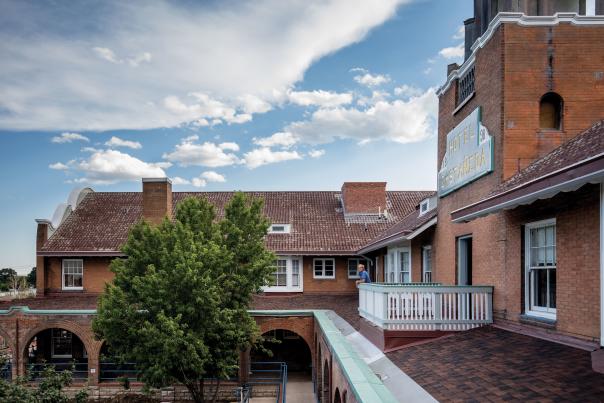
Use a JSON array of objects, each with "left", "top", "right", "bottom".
[
  {"left": 358, "top": 199, "right": 437, "bottom": 253},
  {"left": 492, "top": 119, "right": 604, "bottom": 195},
  {"left": 40, "top": 190, "right": 433, "bottom": 255}
]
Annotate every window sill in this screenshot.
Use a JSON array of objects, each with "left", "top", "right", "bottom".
[
  {"left": 313, "top": 277, "right": 336, "bottom": 280},
  {"left": 61, "top": 288, "right": 84, "bottom": 292},
  {"left": 452, "top": 92, "right": 475, "bottom": 115},
  {"left": 519, "top": 314, "right": 556, "bottom": 329}
]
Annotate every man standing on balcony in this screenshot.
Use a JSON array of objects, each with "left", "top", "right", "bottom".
[{"left": 356, "top": 263, "right": 371, "bottom": 285}]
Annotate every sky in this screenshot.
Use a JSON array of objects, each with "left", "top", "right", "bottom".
[{"left": 0, "top": 0, "right": 471, "bottom": 273}]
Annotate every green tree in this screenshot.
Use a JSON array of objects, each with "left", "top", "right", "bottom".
[
  {"left": 92, "top": 194, "right": 275, "bottom": 403},
  {"left": 26, "top": 268, "right": 36, "bottom": 288},
  {"left": 0, "top": 268, "right": 17, "bottom": 291}
]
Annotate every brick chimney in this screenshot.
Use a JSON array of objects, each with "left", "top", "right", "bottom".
[
  {"left": 341, "top": 182, "right": 387, "bottom": 215},
  {"left": 142, "top": 178, "right": 173, "bottom": 224},
  {"left": 35, "top": 219, "right": 53, "bottom": 296}
]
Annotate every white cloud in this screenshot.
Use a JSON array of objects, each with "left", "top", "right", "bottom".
[
  {"left": 439, "top": 43, "right": 464, "bottom": 60},
  {"left": 253, "top": 132, "right": 298, "bottom": 148},
  {"left": 51, "top": 132, "right": 90, "bottom": 143},
  {"left": 353, "top": 72, "right": 390, "bottom": 87},
  {"left": 60, "top": 149, "right": 170, "bottom": 185},
  {"left": 105, "top": 136, "right": 142, "bottom": 149},
  {"left": 393, "top": 84, "right": 423, "bottom": 98},
  {"left": 218, "top": 142, "right": 240, "bottom": 152},
  {"left": 171, "top": 176, "right": 191, "bottom": 185},
  {"left": 192, "top": 177, "right": 207, "bottom": 188},
  {"left": 49, "top": 162, "right": 69, "bottom": 170},
  {"left": 308, "top": 149, "right": 325, "bottom": 158},
  {"left": 287, "top": 89, "right": 353, "bottom": 107},
  {"left": 163, "top": 93, "right": 252, "bottom": 126},
  {"left": 243, "top": 148, "right": 302, "bottom": 169},
  {"left": 200, "top": 171, "right": 226, "bottom": 182},
  {"left": 281, "top": 87, "right": 438, "bottom": 145},
  {"left": 453, "top": 25, "right": 465, "bottom": 40},
  {"left": 0, "top": 0, "right": 411, "bottom": 131},
  {"left": 93, "top": 47, "right": 121, "bottom": 64},
  {"left": 163, "top": 136, "right": 240, "bottom": 167}
]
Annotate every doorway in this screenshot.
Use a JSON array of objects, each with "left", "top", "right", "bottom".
[{"left": 457, "top": 236, "right": 472, "bottom": 285}]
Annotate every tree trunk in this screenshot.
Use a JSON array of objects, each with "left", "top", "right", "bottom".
[{"left": 211, "top": 379, "right": 222, "bottom": 403}]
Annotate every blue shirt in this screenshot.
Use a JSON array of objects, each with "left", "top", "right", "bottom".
[{"left": 359, "top": 270, "right": 371, "bottom": 283}]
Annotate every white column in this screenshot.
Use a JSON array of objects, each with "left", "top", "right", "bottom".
[
  {"left": 587, "top": 0, "right": 596, "bottom": 16},
  {"left": 600, "top": 182, "right": 604, "bottom": 347}
]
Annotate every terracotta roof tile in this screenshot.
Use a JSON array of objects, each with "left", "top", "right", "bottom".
[{"left": 40, "top": 190, "right": 433, "bottom": 255}]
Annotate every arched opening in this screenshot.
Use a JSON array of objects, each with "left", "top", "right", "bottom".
[
  {"left": 316, "top": 337, "right": 322, "bottom": 401},
  {"left": 334, "top": 387, "right": 342, "bottom": 403},
  {"left": 343, "top": 390, "right": 348, "bottom": 403},
  {"left": 252, "top": 329, "right": 314, "bottom": 401},
  {"left": 539, "top": 92, "right": 563, "bottom": 130},
  {"left": 322, "top": 360, "right": 330, "bottom": 403},
  {"left": 25, "top": 328, "right": 88, "bottom": 381},
  {"left": 99, "top": 342, "right": 137, "bottom": 383}
]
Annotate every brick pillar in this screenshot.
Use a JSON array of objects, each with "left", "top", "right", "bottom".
[
  {"left": 142, "top": 178, "right": 173, "bottom": 225},
  {"left": 238, "top": 348, "right": 250, "bottom": 384},
  {"left": 88, "top": 340, "right": 102, "bottom": 386},
  {"left": 34, "top": 220, "right": 52, "bottom": 297}
]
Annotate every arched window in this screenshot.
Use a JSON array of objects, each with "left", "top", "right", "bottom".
[{"left": 539, "top": 92, "right": 563, "bottom": 130}]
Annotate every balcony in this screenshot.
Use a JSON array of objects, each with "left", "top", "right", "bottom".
[{"left": 358, "top": 283, "right": 493, "bottom": 331}]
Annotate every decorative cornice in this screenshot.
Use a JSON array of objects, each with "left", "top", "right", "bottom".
[{"left": 437, "top": 12, "right": 604, "bottom": 97}]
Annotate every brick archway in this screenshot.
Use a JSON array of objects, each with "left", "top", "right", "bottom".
[
  {"left": 0, "top": 325, "right": 15, "bottom": 358},
  {"left": 258, "top": 318, "right": 314, "bottom": 353}
]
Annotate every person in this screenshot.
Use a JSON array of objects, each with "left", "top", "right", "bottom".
[{"left": 356, "top": 263, "right": 371, "bottom": 285}]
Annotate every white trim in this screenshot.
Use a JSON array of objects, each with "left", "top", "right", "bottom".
[
  {"left": 407, "top": 217, "right": 438, "bottom": 240},
  {"left": 422, "top": 246, "right": 433, "bottom": 283},
  {"left": 385, "top": 246, "right": 412, "bottom": 283},
  {"left": 452, "top": 165, "right": 604, "bottom": 223},
  {"left": 61, "top": 259, "right": 83, "bottom": 291},
  {"left": 600, "top": 182, "right": 604, "bottom": 347},
  {"left": 524, "top": 219, "right": 557, "bottom": 321},
  {"left": 419, "top": 200, "right": 430, "bottom": 216},
  {"left": 457, "top": 235, "right": 472, "bottom": 286},
  {"left": 437, "top": 12, "right": 604, "bottom": 96},
  {"left": 263, "top": 256, "right": 303, "bottom": 292},
  {"left": 269, "top": 224, "right": 291, "bottom": 234},
  {"left": 313, "top": 258, "right": 336, "bottom": 279}
]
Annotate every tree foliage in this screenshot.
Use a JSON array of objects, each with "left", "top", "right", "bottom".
[
  {"left": 0, "top": 268, "right": 17, "bottom": 291},
  {"left": 92, "top": 194, "right": 275, "bottom": 403},
  {"left": 27, "top": 267, "right": 37, "bottom": 288}
]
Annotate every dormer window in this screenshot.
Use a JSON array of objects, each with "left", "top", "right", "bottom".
[
  {"left": 419, "top": 199, "right": 430, "bottom": 216},
  {"left": 269, "top": 224, "right": 291, "bottom": 234}
]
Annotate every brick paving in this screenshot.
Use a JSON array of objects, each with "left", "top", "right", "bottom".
[{"left": 387, "top": 326, "right": 604, "bottom": 402}]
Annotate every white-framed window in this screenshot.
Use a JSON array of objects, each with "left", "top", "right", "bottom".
[
  {"left": 422, "top": 246, "right": 432, "bottom": 283},
  {"left": 419, "top": 199, "right": 430, "bottom": 216},
  {"left": 313, "top": 258, "right": 335, "bottom": 279},
  {"left": 264, "top": 256, "right": 303, "bottom": 292},
  {"left": 62, "top": 259, "right": 83, "bottom": 290},
  {"left": 525, "top": 219, "right": 556, "bottom": 320},
  {"left": 347, "top": 258, "right": 368, "bottom": 279},
  {"left": 385, "top": 247, "right": 411, "bottom": 283},
  {"left": 51, "top": 329, "right": 72, "bottom": 358},
  {"left": 269, "top": 224, "right": 291, "bottom": 234}
]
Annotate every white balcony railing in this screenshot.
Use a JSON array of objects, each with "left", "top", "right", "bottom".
[{"left": 358, "top": 283, "right": 493, "bottom": 331}]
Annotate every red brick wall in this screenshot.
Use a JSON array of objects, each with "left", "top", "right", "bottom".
[
  {"left": 142, "top": 179, "right": 172, "bottom": 225},
  {"left": 411, "top": 227, "right": 435, "bottom": 283},
  {"left": 302, "top": 256, "right": 358, "bottom": 294},
  {"left": 45, "top": 257, "right": 115, "bottom": 294},
  {"left": 341, "top": 182, "right": 386, "bottom": 214}
]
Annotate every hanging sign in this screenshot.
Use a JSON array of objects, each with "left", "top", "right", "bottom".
[{"left": 438, "top": 107, "right": 493, "bottom": 197}]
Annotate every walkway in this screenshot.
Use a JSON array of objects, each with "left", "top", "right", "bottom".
[{"left": 387, "top": 326, "right": 604, "bottom": 402}]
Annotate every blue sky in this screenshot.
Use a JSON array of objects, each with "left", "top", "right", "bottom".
[{"left": 0, "top": 0, "right": 471, "bottom": 272}]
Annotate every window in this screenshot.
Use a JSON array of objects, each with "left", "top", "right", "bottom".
[
  {"left": 525, "top": 219, "right": 557, "bottom": 319},
  {"left": 347, "top": 258, "right": 368, "bottom": 279},
  {"left": 314, "top": 258, "right": 335, "bottom": 279},
  {"left": 51, "top": 329, "right": 72, "bottom": 358},
  {"left": 539, "top": 92, "right": 563, "bottom": 130},
  {"left": 269, "top": 224, "right": 291, "bottom": 234},
  {"left": 265, "top": 257, "right": 302, "bottom": 291},
  {"left": 292, "top": 259, "right": 300, "bottom": 287},
  {"left": 273, "top": 259, "right": 288, "bottom": 287},
  {"left": 62, "top": 259, "right": 83, "bottom": 290},
  {"left": 419, "top": 199, "right": 430, "bottom": 216},
  {"left": 422, "top": 246, "right": 432, "bottom": 283},
  {"left": 399, "top": 251, "right": 410, "bottom": 283}
]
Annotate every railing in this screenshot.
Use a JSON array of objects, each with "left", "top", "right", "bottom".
[
  {"left": 359, "top": 283, "right": 493, "bottom": 331},
  {"left": 28, "top": 361, "right": 88, "bottom": 380},
  {"left": 457, "top": 64, "right": 475, "bottom": 106},
  {"left": 248, "top": 362, "right": 287, "bottom": 403},
  {"left": 99, "top": 362, "right": 138, "bottom": 382}
]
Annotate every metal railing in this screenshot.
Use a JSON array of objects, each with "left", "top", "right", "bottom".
[
  {"left": 27, "top": 361, "right": 88, "bottom": 380},
  {"left": 99, "top": 362, "right": 138, "bottom": 382},
  {"left": 248, "top": 361, "right": 287, "bottom": 403},
  {"left": 359, "top": 283, "right": 493, "bottom": 331}
]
